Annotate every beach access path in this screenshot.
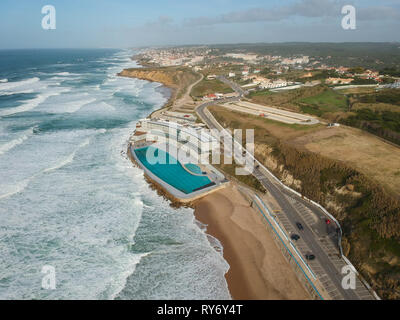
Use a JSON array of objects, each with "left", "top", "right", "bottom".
[{"left": 151, "top": 72, "right": 204, "bottom": 119}]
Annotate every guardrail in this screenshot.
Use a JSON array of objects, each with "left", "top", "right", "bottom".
[
  {"left": 254, "top": 194, "right": 317, "bottom": 280},
  {"left": 198, "top": 103, "right": 381, "bottom": 300},
  {"left": 333, "top": 84, "right": 378, "bottom": 91},
  {"left": 252, "top": 195, "right": 323, "bottom": 300}
]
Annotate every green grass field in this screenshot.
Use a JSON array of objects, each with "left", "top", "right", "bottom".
[
  {"left": 247, "top": 89, "right": 273, "bottom": 98},
  {"left": 297, "top": 89, "right": 348, "bottom": 116},
  {"left": 191, "top": 78, "right": 234, "bottom": 98}
]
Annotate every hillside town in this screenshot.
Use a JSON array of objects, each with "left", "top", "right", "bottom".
[
  {"left": 126, "top": 42, "right": 400, "bottom": 302},
  {"left": 136, "top": 46, "right": 400, "bottom": 100}
]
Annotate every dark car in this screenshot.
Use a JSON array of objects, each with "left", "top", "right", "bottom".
[
  {"left": 305, "top": 254, "right": 316, "bottom": 261},
  {"left": 296, "top": 222, "right": 304, "bottom": 230},
  {"left": 291, "top": 234, "right": 300, "bottom": 241}
]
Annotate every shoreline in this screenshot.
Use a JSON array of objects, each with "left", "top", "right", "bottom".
[
  {"left": 117, "top": 67, "right": 181, "bottom": 113},
  {"left": 154, "top": 84, "right": 172, "bottom": 104},
  {"left": 120, "top": 61, "right": 309, "bottom": 300}
]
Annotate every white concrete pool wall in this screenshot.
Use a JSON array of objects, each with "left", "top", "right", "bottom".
[
  {"left": 129, "top": 144, "right": 227, "bottom": 202},
  {"left": 129, "top": 119, "right": 229, "bottom": 201}
]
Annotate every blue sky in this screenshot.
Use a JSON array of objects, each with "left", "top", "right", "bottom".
[{"left": 0, "top": 0, "right": 399, "bottom": 49}]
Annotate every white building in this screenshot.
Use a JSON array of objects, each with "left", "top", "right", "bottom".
[
  {"left": 259, "top": 79, "right": 288, "bottom": 89},
  {"left": 281, "top": 56, "right": 310, "bottom": 65},
  {"left": 224, "top": 53, "right": 259, "bottom": 63},
  {"left": 136, "top": 119, "right": 219, "bottom": 155}
]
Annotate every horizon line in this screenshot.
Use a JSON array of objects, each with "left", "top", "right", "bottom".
[{"left": 1, "top": 41, "right": 400, "bottom": 51}]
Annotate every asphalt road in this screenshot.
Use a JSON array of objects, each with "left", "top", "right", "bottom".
[
  {"left": 217, "top": 75, "right": 248, "bottom": 96},
  {"left": 196, "top": 98, "right": 373, "bottom": 300},
  {"left": 252, "top": 167, "right": 359, "bottom": 300}
]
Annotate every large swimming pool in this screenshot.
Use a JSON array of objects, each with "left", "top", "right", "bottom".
[{"left": 134, "top": 146, "right": 214, "bottom": 194}]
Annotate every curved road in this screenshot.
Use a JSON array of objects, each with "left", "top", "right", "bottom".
[{"left": 196, "top": 96, "right": 375, "bottom": 300}]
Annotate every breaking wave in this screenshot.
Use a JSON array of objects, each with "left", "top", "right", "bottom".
[{"left": 0, "top": 49, "right": 230, "bottom": 300}]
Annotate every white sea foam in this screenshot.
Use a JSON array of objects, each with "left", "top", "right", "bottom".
[
  {"left": 0, "top": 176, "right": 34, "bottom": 200},
  {"left": 0, "top": 77, "right": 40, "bottom": 91},
  {"left": 79, "top": 101, "right": 116, "bottom": 113},
  {"left": 0, "top": 127, "right": 35, "bottom": 156},
  {"left": 0, "top": 89, "right": 35, "bottom": 96},
  {"left": 0, "top": 49, "right": 231, "bottom": 300},
  {"left": 0, "top": 93, "right": 50, "bottom": 117},
  {"left": 53, "top": 63, "right": 73, "bottom": 66},
  {"left": 0, "top": 137, "right": 91, "bottom": 199},
  {"left": 43, "top": 153, "right": 76, "bottom": 174},
  {"left": 49, "top": 96, "right": 97, "bottom": 114},
  {"left": 0, "top": 79, "right": 8, "bottom": 83},
  {"left": 0, "top": 88, "right": 70, "bottom": 117},
  {"left": 0, "top": 77, "right": 52, "bottom": 97},
  {"left": 54, "top": 72, "right": 72, "bottom": 76},
  {"left": 108, "top": 252, "right": 150, "bottom": 300},
  {"left": 43, "top": 138, "right": 90, "bottom": 173}
]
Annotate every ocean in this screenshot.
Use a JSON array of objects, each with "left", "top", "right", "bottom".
[{"left": 0, "top": 49, "right": 230, "bottom": 300}]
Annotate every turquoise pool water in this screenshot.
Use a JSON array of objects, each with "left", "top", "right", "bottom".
[
  {"left": 184, "top": 163, "right": 203, "bottom": 175},
  {"left": 134, "top": 146, "right": 214, "bottom": 194}
]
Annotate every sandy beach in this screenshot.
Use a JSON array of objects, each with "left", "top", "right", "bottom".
[{"left": 194, "top": 184, "right": 309, "bottom": 300}]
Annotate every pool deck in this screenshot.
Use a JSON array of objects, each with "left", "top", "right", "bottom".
[{"left": 129, "top": 143, "right": 227, "bottom": 202}]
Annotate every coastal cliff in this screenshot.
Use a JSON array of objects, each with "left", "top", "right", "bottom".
[
  {"left": 118, "top": 68, "right": 180, "bottom": 89},
  {"left": 210, "top": 105, "right": 400, "bottom": 300},
  {"left": 118, "top": 67, "right": 200, "bottom": 107}
]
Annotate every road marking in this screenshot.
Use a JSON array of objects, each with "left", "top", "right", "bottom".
[{"left": 197, "top": 101, "right": 377, "bottom": 301}]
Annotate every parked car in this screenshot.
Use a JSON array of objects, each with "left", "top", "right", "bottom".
[
  {"left": 291, "top": 234, "right": 300, "bottom": 241},
  {"left": 305, "top": 254, "right": 316, "bottom": 261},
  {"left": 296, "top": 222, "right": 304, "bottom": 230}
]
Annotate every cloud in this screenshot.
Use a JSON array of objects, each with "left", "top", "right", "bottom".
[
  {"left": 183, "top": 0, "right": 400, "bottom": 26},
  {"left": 144, "top": 16, "right": 175, "bottom": 29},
  {"left": 358, "top": 6, "right": 400, "bottom": 20},
  {"left": 119, "top": 1, "right": 400, "bottom": 47},
  {"left": 184, "top": 0, "right": 341, "bottom": 26}
]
